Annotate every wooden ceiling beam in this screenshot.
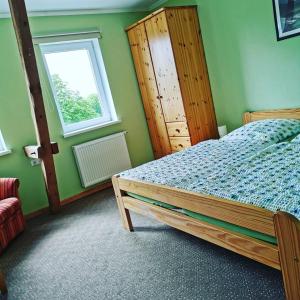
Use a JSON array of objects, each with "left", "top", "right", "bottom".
[{"left": 8, "top": 0, "right": 60, "bottom": 213}]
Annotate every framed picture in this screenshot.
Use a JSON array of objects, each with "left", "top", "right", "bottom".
[{"left": 273, "top": 0, "right": 300, "bottom": 40}]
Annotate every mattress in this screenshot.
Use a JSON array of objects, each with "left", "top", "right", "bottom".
[
  {"left": 121, "top": 139, "right": 300, "bottom": 220},
  {"left": 127, "top": 192, "right": 277, "bottom": 245}
]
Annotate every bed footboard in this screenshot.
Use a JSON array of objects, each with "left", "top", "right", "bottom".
[
  {"left": 274, "top": 212, "right": 300, "bottom": 300},
  {"left": 112, "top": 175, "right": 133, "bottom": 231}
]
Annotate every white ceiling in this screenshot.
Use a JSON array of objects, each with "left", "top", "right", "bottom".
[{"left": 0, "top": 0, "right": 167, "bottom": 17}]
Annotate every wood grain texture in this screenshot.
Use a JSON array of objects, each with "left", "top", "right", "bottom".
[
  {"left": 169, "top": 136, "right": 191, "bottom": 152},
  {"left": 125, "top": 6, "right": 198, "bottom": 32},
  {"left": 8, "top": 0, "right": 60, "bottom": 213},
  {"left": 112, "top": 176, "right": 133, "bottom": 231},
  {"left": 145, "top": 11, "right": 187, "bottom": 123},
  {"left": 243, "top": 112, "right": 252, "bottom": 124},
  {"left": 126, "top": 8, "right": 166, "bottom": 32},
  {"left": 127, "top": 6, "right": 218, "bottom": 156},
  {"left": 166, "top": 122, "right": 190, "bottom": 137},
  {"left": 118, "top": 177, "right": 275, "bottom": 236},
  {"left": 166, "top": 7, "right": 218, "bottom": 143},
  {"left": 274, "top": 212, "right": 300, "bottom": 299},
  {"left": 127, "top": 24, "right": 171, "bottom": 158},
  {"left": 123, "top": 196, "right": 280, "bottom": 269},
  {"left": 0, "top": 271, "right": 7, "bottom": 297},
  {"left": 243, "top": 108, "right": 300, "bottom": 124}
]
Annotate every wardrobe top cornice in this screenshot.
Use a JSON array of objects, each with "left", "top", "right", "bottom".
[{"left": 125, "top": 5, "right": 198, "bottom": 32}]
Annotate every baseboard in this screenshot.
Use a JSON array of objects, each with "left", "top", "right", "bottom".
[
  {"left": 25, "top": 207, "right": 49, "bottom": 220},
  {"left": 25, "top": 180, "right": 112, "bottom": 220},
  {"left": 60, "top": 181, "right": 112, "bottom": 206}
]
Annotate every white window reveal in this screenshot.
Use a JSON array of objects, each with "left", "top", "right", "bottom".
[
  {"left": 0, "top": 130, "right": 11, "bottom": 156},
  {"left": 39, "top": 37, "right": 118, "bottom": 137}
]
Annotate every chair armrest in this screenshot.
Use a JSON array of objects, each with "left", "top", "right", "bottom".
[{"left": 0, "top": 178, "right": 20, "bottom": 200}]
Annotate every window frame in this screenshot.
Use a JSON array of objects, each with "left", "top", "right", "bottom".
[
  {"left": 40, "top": 38, "right": 118, "bottom": 137},
  {"left": 0, "top": 130, "right": 11, "bottom": 156}
]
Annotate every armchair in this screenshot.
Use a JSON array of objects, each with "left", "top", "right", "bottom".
[{"left": 0, "top": 178, "right": 25, "bottom": 253}]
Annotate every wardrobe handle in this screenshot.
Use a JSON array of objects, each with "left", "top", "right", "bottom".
[{"left": 156, "top": 96, "right": 163, "bottom": 99}]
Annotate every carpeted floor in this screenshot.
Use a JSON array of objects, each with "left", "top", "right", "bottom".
[{"left": 0, "top": 188, "right": 284, "bottom": 300}]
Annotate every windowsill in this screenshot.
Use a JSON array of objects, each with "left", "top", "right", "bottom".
[
  {"left": 63, "top": 119, "right": 121, "bottom": 138},
  {"left": 0, "top": 149, "right": 12, "bottom": 157}
]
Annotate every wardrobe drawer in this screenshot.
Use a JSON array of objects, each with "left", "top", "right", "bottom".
[
  {"left": 170, "top": 137, "right": 191, "bottom": 152},
  {"left": 166, "top": 122, "right": 189, "bottom": 137}
]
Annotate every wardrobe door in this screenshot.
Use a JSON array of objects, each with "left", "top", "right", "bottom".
[
  {"left": 128, "top": 24, "right": 171, "bottom": 158},
  {"left": 145, "top": 12, "right": 187, "bottom": 124},
  {"left": 166, "top": 7, "right": 218, "bottom": 143}
]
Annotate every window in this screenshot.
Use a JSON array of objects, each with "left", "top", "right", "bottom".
[
  {"left": 40, "top": 38, "right": 117, "bottom": 137},
  {"left": 0, "top": 130, "right": 10, "bottom": 156}
]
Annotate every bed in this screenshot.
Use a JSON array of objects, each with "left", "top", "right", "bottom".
[{"left": 112, "top": 108, "right": 300, "bottom": 300}]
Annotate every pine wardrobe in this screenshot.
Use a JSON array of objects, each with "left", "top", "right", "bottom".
[{"left": 126, "top": 6, "right": 218, "bottom": 158}]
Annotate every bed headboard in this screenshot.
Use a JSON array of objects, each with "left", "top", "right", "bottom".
[{"left": 243, "top": 108, "right": 300, "bottom": 124}]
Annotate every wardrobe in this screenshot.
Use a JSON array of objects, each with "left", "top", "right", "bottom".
[{"left": 126, "top": 6, "right": 218, "bottom": 158}]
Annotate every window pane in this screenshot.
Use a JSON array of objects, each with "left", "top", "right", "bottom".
[
  {"left": 45, "top": 49, "right": 102, "bottom": 125},
  {"left": 0, "top": 130, "right": 7, "bottom": 152}
]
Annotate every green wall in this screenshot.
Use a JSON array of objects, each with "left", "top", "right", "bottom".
[
  {"left": 163, "top": 0, "right": 300, "bottom": 130},
  {"left": 0, "top": 12, "right": 153, "bottom": 214}
]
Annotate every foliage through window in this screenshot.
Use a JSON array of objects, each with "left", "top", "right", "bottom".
[
  {"left": 51, "top": 73, "right": 101, "bottom": 124},
  {"left": 40, "top": 39, "right": 117, "bottom": 136}
]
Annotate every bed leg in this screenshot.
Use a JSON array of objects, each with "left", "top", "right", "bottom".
[
  {"left": 112, "top": 175, "right": 133, "bottom": 232},
  {"left": 274, "top": 212, "right": 300, "bottom": 300},
  {"left": 0, "top": 271, "right": 8, "bottom": 299}
]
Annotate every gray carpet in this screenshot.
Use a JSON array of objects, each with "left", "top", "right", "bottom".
[{"left": 0, "top": 188, "right": 284, "bottom": 300}]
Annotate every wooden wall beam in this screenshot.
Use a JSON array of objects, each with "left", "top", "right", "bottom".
[{"left": 8, "top": 0, "right": 60, "bottom": 213}]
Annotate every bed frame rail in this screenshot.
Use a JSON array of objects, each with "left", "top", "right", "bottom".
[
  {"left": 123, "top": 195, "right": 280, "bottom": 269},
  {"left": 243, "top": 108, "right": 300, "bottom": 124},
  {"left": 116, "top": 176, "right": 275, "bottom": 236}
]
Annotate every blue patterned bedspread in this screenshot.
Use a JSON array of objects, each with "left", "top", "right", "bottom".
[{"left": 120, "top": 138, "right": 300, "bottom": 220}]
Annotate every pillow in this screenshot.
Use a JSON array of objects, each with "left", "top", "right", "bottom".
[{"left": 221, "top": 119, "right": 300, "bottom": 143}]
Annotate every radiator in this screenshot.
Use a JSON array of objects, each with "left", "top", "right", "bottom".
[{"left": 73, "top": 132, "right": 132, "bottom": 188}]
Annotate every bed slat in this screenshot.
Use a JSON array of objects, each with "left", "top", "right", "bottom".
[{"left": 123, "top": 196, "right": 280, "bottom": 269}]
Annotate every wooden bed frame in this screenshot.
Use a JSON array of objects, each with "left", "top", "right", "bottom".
[{"left": 112, "top": 108, "right": 300, "bottom": 300}]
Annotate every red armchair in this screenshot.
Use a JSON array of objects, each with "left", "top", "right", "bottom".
[{"left": 0, "top": 178, "right": 25, "bottom": 253}]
